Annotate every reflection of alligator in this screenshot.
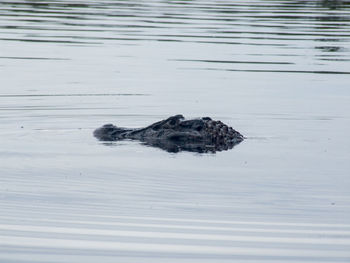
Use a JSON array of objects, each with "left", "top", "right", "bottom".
[{"left": 94, "top": 115, "right": 244, "bottom": 153}]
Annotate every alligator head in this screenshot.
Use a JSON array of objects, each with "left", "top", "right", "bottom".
[{"left": 94, "top": 114, "right": 244, "bottom": 153}]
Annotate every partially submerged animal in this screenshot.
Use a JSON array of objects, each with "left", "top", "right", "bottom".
[{"left": 94, "top": 114, "right": 244, "bottom": 153}]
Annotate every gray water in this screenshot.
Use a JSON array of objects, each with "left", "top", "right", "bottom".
[{"left": 1, "top": 0, "right": 350, "bottom": 262}]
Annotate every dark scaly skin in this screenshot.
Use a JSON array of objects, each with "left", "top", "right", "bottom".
[{"left": 93, "top": 114, "right": 244, "bottom": 153}]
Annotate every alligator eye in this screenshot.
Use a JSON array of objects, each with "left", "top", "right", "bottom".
[{"left": 195, "top": 126, "right": 203, "bottom": 132}]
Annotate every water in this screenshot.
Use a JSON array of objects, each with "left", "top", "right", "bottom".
[{"left": 1, "top": 0, "right": 350, "bottom": 262}]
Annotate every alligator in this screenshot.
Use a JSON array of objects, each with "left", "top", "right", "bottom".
[{"left": 93, "top": 114, "right": 244, "bottom": 153}]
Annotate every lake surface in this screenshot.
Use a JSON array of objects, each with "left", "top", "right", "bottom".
[{"left": 1, "top": 0, "right": 350, "bottom": 262}]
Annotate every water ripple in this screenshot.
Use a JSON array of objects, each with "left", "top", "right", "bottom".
[{"left": 1, "top": 0, "right": 349, "bottom": 75}]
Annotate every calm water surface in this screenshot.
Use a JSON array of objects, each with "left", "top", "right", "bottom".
[{"left": 1, "top": 0, "right": 350, "bottom": 262}]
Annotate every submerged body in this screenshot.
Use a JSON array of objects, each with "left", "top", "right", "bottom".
[{"left": 94, "top": 114, "right": 244, "bottom": 153}]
